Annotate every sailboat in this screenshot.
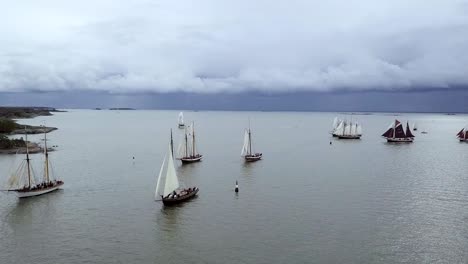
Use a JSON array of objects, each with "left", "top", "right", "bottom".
[
  {"left": 6, "top": 129, "right": 63, "bottom": 198},
  {"left": 382, "top": 120, "right": 415, "bottom": 143},
  {"left": 178, "top": 122, "right": 203, "bottom": 163},
  {"left": 333, "top": 120, "right": 362, "bottom": 139},
  {"left": 178, "top": 112, "right": 185, "bottom": 128},
  {"left": 457, "top": 126, "right": 468, "bottom": 142},
  {"left": 241, "top": 126, "right": 262, "bottom": 162},
  {"left": 155, "top": 131, "right": 199, "bottom": 205},
  {"left": 413, "top": 122, "right": 418, "bottom": 131}
]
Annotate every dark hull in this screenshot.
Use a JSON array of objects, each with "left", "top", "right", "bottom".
[
  {"left": 245, "top": 154, "right": 262, "bottom": 162},
  {"left": 180, "top": 155, "right": 203, "bottom": 163},
  {"left": 178, "top": 124, "right": 185, "bottom": 128},
  {"left": 386, "top": 137, "right": 414, "bottom": 143},
  {"left": 337, "top": 135, "right": 361, "bottom": 139},
  {"left": 459, "top": 138, "right": 468, "bottom": 142},
  {"left": 162, "top": 188, "right": 199, "bottom": 205}
]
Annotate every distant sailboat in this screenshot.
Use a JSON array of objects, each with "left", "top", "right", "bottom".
[
  {"left": 413, "top": 122, "right": 418, "bottom": 131},
  {"left": 178, "top": 112, "right": 185, "bottom": 128},
  {"left": 155, "top": 131, "right": 198, "bottom": 205},
  {"left": 241, "top": 125, "right": 262, "bottom": 162},
  {"left": 332, "top": 119, "right": 362, "bottom": 139},
  {"left": 178, "top": 122, "right": 203, "bottom": 163},
  {"left": 382, "top": 120, "right": 415, "bottom": 143},
  {"left": 457, "top": 126, "right": 468, "bottom": 142},
  {"left": 6, "top": 128, "right": 63, "bottom": 198}
]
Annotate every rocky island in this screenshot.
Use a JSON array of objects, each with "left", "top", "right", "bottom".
[{"left": 0, "top": 107, "right": 61, "bottom": 154}]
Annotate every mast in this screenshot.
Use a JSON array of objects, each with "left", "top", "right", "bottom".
[
  {"left": 248, "top": 119, "right": 252, "bottom": 155},
  {"left": 25, "top": 127, "right": 32, "bottom": 188},
  {"left": 44, "top": 127, "right": 50, "bottom": 183},
  {"left": 192, "top": 122, "right": 196, "bottom": 157},
  {"left": 184, "top": 128, "right": 188, "bottom": 158},
  {"left": 393, "top": 120, "right": 396, "bottom": 139},
  {"left": 170, "top": 129, "right": 174, "bottom": 159}
]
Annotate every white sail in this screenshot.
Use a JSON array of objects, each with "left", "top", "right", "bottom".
[
  {"left": 154, "top": 154, "right": 167, "bottom": 199},
  {"left": 178, "top": 112, "right": 184, "bottom": 126},
  {"left": 241, "top": 130, "right": 249, "bottom": 156},
  {"left": 350, "top": 123, "right": 356, "bottom": 135},
  {"left": 344, "top": 123, "right": 351, "bottom": 135},
  {"left": 356, "top": 124, "right": 363, "bottom": 135},
  {"left": 332, "top": 117, "right": 339, "bottom": 130},
  {"left": 334, "top": 121, "right": 345, "bottom": 136},
  {"left": 164, "top": 144, "right": 179, "bottom": 196}
]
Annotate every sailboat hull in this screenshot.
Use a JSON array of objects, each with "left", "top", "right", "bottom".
[
  {"left": 386, "top": 137, "right": 414, "bottom": 143},
  {"left": 14, "top": 182, "right": 64, "bottom": 198},
  {"left": 459, "top": 138, "right": 468, "bottom": 142},
  {"left": 244, "top": 153, "right": 262, "bottom": 162},
  {"left": 180, "top": 155, "right": 203, "bottom": 163},
  {"left": 178, "top": 124, "right": 185, "bottom": 128},
  {"left": 337, "top": 135, "right": 361, "bottom": 139},
  {"left": 162, "top": 188, "right": 199, "bottom": 205}
]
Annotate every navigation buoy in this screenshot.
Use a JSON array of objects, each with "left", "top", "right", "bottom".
[
  {"left": 330, "top": 141, "right": 332, "bottom": 145},
  {"left": 235, "top": 181, "right": 239, "bottom": 193}
]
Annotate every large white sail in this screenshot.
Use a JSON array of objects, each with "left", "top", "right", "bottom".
[
  {"left": 334, "top": 121, "right": 345, "bottom": 136},
  {"left": 241, "top": 130, "right": 249, "bottom": 156},
  {"left": 350, "top": 123, "right": 356, "bottom": 135},
  {"left": 178, "top": 112, "right": 184, "bottom": 126},
  {"left": 344, "top": 123, "right": 351, "bottom": 135},
  {"left": 332, "top": 117, "right": 339, "bottom": 130},
  {"left": 164, "top": 144, "right": 179, "bottom": 196},
  {"left": 154, "top": 155, "right": 167, "bottom": 199}
]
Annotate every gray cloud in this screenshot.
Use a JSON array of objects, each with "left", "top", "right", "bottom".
[{"left": 1, "top": 0, "right": 468, "bottom": 93}]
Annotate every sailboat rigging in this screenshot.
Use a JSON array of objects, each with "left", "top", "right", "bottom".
[
  {"left": 241, "top": 122, "right": 262, "bottom": 162},
  {"left": 155, "top": 130, "right": 199, "bottom": 205},
  {"left": 178, "top": 122, "right": 203, "bottom": 163},
  {"left": 382, "top": 120, "right": 415, "bottom": 143},
  {"left": 5, "top": 127, "right": 63, "bottom": 198}
]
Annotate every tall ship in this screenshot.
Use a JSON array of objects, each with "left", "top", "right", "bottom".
[
  {"left": 382, "top": 120, "right": 415, "bottom": 143},
  {"left": 333, "top": 120, "right": 362, "bottom": 139},
  {"left": 178, "top": 112, "right": 185, "bottom": 128},
  {"left": 457, "top": 126, "right": 468, "bottom": 142},
  {"left": 177, "top": 122, "right": 203, "bottom": 163},
  {"left": 6, "top": 129, "right": 63, "bottom": 198},
  {"left": 155, "top": 131, "right": 199, "bottom": 205},
  {"left": 241, "top": 125, "right": 262, "bottom": 162}
]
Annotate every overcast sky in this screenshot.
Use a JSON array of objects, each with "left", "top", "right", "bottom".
[{"left": 1, "top": 0, "right": 468, "bottom": 95}]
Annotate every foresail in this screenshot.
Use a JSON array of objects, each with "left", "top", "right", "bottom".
[
  {"left": 155, "top": 155, "right": 167, "bottom": 199},
  {"left": 164, "top": 145, "right": 180, "bottom": 196},
  {"left": 334, "top": 121, "right": 344, "bottom": 136},
  {"left": 178, "top": 112, "right": 184, "bottom": 125},
  {"left": 241, "top": 130, "right": 249, "bottom": 156}
]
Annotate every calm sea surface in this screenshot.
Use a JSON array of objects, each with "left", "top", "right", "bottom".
[{"left": 1, "top": 110, "right": 468, "bottom": 263}]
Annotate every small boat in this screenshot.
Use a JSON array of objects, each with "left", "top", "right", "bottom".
[
  {"left": 413, "top": 123, "right": 418, "bottom": 131},
  {"left": 421, "top": 131, "right": 428, "bottom": 134},
  {"left": 382, "top": 120, "right": 415, "bottom": 143},
  {"left": 178, "top": 122, "right": 203, "bottom": 163},
  {"left": 241, "top": 124, "right": 262, "bottom": 162},
  {"left": 6, "top": 128, "right": 63, "bottom": 198},
  {"left": 333, "top": 120, "right": 362, "bottom": 139},
  {"left": 178, "top": 112, "right": 185, "bottom": 128},
  {"left": 457, "top": 126, "right": 468, "bottom": 142},
  {"left": 155, "top": 131, "right": 198, "bottom": 205}
]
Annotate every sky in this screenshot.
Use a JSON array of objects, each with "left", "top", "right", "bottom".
[{"left": 1, "top": 0, "right": 468, "bottom": 111}]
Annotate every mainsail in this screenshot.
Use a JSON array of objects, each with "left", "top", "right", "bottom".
[
  {"left": 178, "top": 112, "right": 184, "bottom": 126},
  {"left": 155, "top": 144, "right": 180, "bottom": 199},
  {"left": 241, "top": 130, "right": 250, "bottom": 156},
  {"left": 382, "top": 120, "right": 414, "bottom": 139}
]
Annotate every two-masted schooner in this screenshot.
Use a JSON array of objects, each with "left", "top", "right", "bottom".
[
  {"left": 155, "top": 131, "right": 199, "bottom": 205},
  {"left": 241, "top": 126, "right": 262, "bottom": 162},
  {"left": 457, "top": 126, "right": 468, "bottom": 142},
  {"left": 332, "top": 120, "right": 363, "bottom": 139},
  {"left": 382, "top": 120, "right": 415, "bottom": 143},
  {"left": 178, "top": 112, "right": 185, "bottom": 128},
  {"left": 6, "top": 129, "right": 63, "bottom": 198},
  {"left": 178, "top": 122, "right": 203, "bottom": 163}
]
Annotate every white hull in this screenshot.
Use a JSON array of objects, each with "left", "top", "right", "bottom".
[{"left": 14, "top": 184, "right": 62, "bottom": 198}]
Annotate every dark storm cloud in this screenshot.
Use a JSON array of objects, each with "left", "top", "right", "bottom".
[{"left": 1, "top": 0, "right": 468, "bottom": 93}]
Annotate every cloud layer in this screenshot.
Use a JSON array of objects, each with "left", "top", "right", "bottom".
[{"left": 1, "top": 0, "right": 468, "bottom": 93}]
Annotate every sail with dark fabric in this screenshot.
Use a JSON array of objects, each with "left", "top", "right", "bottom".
[
  {"left": 394, "top": 123, "right": 406, "bottom": 138},
  {"left": 382, "top": 128, "right": 394, "bottom": 138},
  {"left": 405, "top": 122, "right": 415, "bottom": 138},
  {"left": 457, "top": 128, "right": 464, "bottom": 137}
]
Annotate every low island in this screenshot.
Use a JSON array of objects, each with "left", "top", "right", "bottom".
[{"left": 0, "top": 107, "right": 61, "bottom": 154}]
